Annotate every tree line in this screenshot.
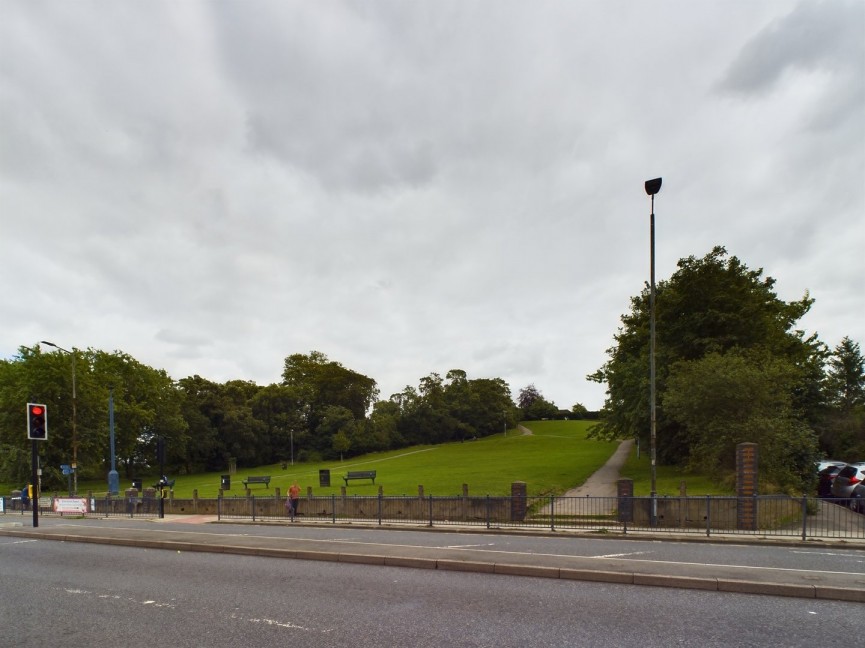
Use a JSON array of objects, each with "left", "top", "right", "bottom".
[
  {"left": 589, "top": 246, "right": 865, "bottom": 492},
  {"left": 1, "top": 348, "right": 547, "bottom": 489}
]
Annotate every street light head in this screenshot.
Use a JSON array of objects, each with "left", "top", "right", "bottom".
[
  {"left": 40, "top": 340, "right": 57, "bottom": 348},
  {"left": 644, "top": 177, "right": 662, "bottom": 196}
]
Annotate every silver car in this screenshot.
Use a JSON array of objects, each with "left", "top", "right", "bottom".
[
  {"left": 830, "top": 463, "right": 865, "bottom": 502},
  {"left": 850, "top": 482, "right": 865, "bottom": 514}
]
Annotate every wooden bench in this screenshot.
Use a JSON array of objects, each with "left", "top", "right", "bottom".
[
  {"left": 343, "top": 470, "right": 376, "bottom": 485},
  {"left": 242, "top": 476, "right": 271, "bottom": 489}
]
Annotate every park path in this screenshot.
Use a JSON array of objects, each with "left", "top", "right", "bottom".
[
  {"left": 562, "top": 438, "right": 634, "bottom": 498},
  {"left": 539, "top": 438, "right": 634, "bottom": 515}
]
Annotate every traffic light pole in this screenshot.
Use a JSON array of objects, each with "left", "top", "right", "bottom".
[{"left": 31, "top": 440, "right": 39, "bottom": 528}]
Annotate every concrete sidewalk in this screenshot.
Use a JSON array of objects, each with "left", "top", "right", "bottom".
[{"left": 1, "top": 518, "right": 863, "bottom": 603}]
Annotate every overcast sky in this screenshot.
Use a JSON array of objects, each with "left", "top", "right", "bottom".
[{"left": 2, "top": 1, "right": 863, "bottom": 410}]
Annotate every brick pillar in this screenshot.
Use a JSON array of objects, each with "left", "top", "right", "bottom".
[
  {"left": 617, "top": 478, "right": 634, "bottom": 523},
  {"left": 511, "top": 481, "right": 527, "bottom": 522},
  {"left": 736, "top": 442, "right": 758, "bottom": 531}
]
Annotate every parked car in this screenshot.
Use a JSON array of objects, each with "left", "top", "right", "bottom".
[
  {"left": 830, "top": 462, "right": 865, "bottom": 502},
  {"left": 850, "top": 482, "right": 865, "bottom": 514},
  {"left": 816, "top": 460, "right": 846, "bottom": 473},
  {"left": 817, "top": 464, "right": 845, "bottom": 498}
]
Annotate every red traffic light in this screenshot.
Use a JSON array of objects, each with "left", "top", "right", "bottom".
[{"left": 27, "top": 402, "right": 48, "bottom": 440}]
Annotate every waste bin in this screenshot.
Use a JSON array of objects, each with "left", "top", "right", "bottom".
[
  {"left": 221, "top": 474, "right": 231, "bottom": 490},
  {"left": 319, "top": 469, "right": 330, "bottom": 487},
  {"left": 131, "top": 479, "right": 142, "bottom": 492}
]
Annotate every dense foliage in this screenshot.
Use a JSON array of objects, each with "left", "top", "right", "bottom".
[
  {"left": 589, "top": 246, "right": 861, "bottom": 491},
  {"left": 0, "top": 349, "right": 518, "bottom": 489}
]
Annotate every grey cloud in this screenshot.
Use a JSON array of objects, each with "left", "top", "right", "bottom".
[
  {"left": 1, "top": 1, "right": 862, "bottom": 410},
  {"left": 719, "top": 1, "right": 864, "bottom": 95}
]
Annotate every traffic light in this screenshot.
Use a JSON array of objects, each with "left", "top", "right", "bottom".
[{"left": 27, "top": 403, "right": 48, "bottom": 440}]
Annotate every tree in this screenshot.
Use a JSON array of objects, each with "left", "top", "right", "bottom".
[
  {"left": 315, "top": 405, "right": 356, "bottom": 459},
  {"left": 518, "top": 384, "right": 542, "bottom": 410},
  {"left": 282, "top": 351, "right": 378, "bottom": 434},
  {"left": 91, "top": 350, "right": 188, "bottom": 478},
  {"left": 589, "top": 246, "right": 822, "bottom": 475},
  {"left": 571, "top": 403, "right": 588, "bottom": 419},
  {"left": 816, "top": 337, "right": 865, "bottom": 460},
  {"left": 663, "top": 350, "right": 819, "bottom": 491},
  {"left": 517, "top": 383, "right": 558, "bottom": 420},
  {"left": 825, "top": 337, "right": 865, "bottom": 411}
]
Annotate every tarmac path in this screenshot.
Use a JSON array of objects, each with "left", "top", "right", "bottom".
[
  {"left": 537, "top": 438, "right": 634, "bottom": 516},
  {"left": 562, "top": 438, "right": 635, "bottom": 499}
]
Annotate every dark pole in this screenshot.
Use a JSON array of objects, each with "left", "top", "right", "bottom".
[
  {"left": 108, "top": 388, "right": 119, "bottom": 495},
  {"left": 158, "top": 436, "right": 165, "bottom": 519},
  {"left": 31, "top": 440, "right": 39, "bottom": 528},
  {"left": 644, "top": 177, "right": 662, "bottom": 527}
]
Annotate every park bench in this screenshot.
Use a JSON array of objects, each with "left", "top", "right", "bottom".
[
  {"left": 343, "top": 470, "right": 376, "bottom": 485},
  {"left": 242, "top": 476, "right": 271, "bottom": 489}
]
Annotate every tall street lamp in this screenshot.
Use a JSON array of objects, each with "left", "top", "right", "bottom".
[
  {"left": 644, "top": 177, "right": 662, "bottom": 527},
  {"left": 40, "top": 340, "right": 78, "bottom": 495}
]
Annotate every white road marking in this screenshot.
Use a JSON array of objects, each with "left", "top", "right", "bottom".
[
  {"left": 593, "top": 552, "right": 649, "bottom": 558},
  {"left": 446, "top": 543, "right": 497, "bottom": 549},
  {"left": 40, "top": 525, "right": 865, "bottom": 577}
]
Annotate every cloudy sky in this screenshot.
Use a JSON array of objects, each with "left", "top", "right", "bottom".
[{"left": 2, "top": 1, "right": 863, "bottom": 410}]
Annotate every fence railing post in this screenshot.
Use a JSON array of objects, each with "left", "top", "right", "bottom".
[
  {"left": 378, "top": 492, "right": 383, "bottom": 526},
  {"left": 486, "top": 495, "right": 491, "bottom": 529},
  {"left": 217, "top": 494, "right": 221, "bottom": 521},
  {"left": 428, "top": 494, "right": 434, "bottom": 527},
  {"left": 332, "top": 493, "right": 336, "bottom": 524},
  {"left": 705, "top": 495, "right": 711, "bottom": 537},
  {"left": 251, "top": 494, "right": 256, "bottom": 522},
  {"left": 550, "top": 495, "right": 555, "bottom": 531},
  {"left": 623, "top": 497, "right": 628, "bottom": 534},
  {"left": 801, "top": 495, "right": 808, "bottom": 541}
]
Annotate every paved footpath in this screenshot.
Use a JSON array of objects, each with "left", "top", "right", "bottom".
[
  {"left": 1, "top": 515, "right": 864, "bottom": 603},
  {"left": 562, "top": 438, "right": 634, "bottom": 498}
]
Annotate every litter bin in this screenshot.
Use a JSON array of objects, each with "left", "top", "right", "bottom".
[
  {"left": 131, "top": 478, "right": 142, "bottom": 492},
  {"left": 221, "top": 474, "right": 231, "bottom": 490},
  {"left": 319, "top": 469, "right": 331, "bottom": 487}
]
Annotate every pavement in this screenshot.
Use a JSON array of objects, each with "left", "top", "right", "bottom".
[{"left": 1, "top": 515, "right": 864, "bottom": 603}]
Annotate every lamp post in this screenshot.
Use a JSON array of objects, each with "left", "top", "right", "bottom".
[
  {"left": 644, "top": 178, "right": 662, "bottom": 527},
  {"left": 40, "top": 340, "right": 78, "bottom": 495}
]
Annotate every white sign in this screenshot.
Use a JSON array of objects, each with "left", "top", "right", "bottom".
[{"left": 53, "top": 498, "right": 88, "bottom": 514}]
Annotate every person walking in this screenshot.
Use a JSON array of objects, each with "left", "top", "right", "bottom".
[{"left": 287, "top": 480, "right": 301, "bottom": 522}]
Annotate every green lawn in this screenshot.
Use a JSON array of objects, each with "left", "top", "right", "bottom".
[
  {"left": 619, "top": 444, "right": 731, "bottom": 496},
  {"left": 4, "top": 421, "right": 732, "bottom": 498}
]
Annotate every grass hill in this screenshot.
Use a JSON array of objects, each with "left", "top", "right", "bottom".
[{"left": 5, "top": 421, "right": 731, "bottom": 498}]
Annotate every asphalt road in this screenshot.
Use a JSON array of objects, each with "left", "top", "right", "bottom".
[
  {"left": 1, "top": 516, "right": 864, "bottom": 603},
  {"left": 1, "top": 534, "right": 862, "bottom": 648}
]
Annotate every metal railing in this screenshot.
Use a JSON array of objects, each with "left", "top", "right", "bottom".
[
  {"left": 214, "top": 494, "right": 865, "bottom": 540},
  {"left": 0, "top": 495, "right": 160, "bottom": 519},
  {"left": 3, "top": 493, "right": 862, "bottom": 540}
]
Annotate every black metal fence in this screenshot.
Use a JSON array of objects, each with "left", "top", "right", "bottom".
[
  {"left": 0, "top": 494, "right": 161, "bottom": 519},
  {"left": 214, "top": 493, "right": 865, "bottom": 541},
  {"left": 3, "top": 493, "right": 863, "bottom": 540}
]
